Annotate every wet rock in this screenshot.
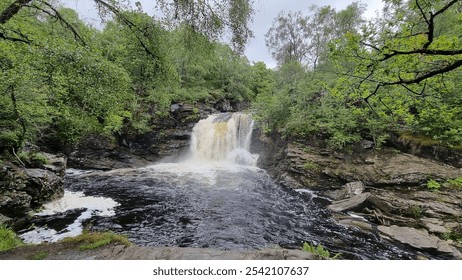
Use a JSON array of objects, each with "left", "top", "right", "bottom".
[
  {"left": 337, "top": 218, "right": 373, "bottom": 232},
  {"left": 378, "top": 225, "right": 459, "bottom": 257},
  {"left": 328, "top": 193, "right": 371, "bottom": 212}
]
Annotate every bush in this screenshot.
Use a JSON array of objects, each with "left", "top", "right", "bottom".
[
  {"left": 426, "top": 179, "right": 441, "bottom": 192},
  {"left": 30, "top": 152, "right": 48, "bottom": 165},
  {"left": 446, "top": 177, "right": 462, "bottom": 189},
  {"left": 302, "top": 242, "right": 341, "bottom": 259}
]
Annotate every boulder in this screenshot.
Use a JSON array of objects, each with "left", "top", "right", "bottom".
[
  {"left": 378, "top": 225, "right": 439, "bottom": 250},
  {"left": 0, "top": 156, "right": 65, "bottom": 218},
  {"left": 378, "top": 225, "right": 459, "bottom": 257},
  {"left": 23, "top": 169, "right": 64, "bottom": 206},
  {"left": 328, "top": 193, "right": 371, "bottom": 212}
]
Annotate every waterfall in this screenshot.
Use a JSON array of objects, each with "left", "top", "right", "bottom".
[{"left": 189, "top": 113, "right": 258, "bottom": 165}]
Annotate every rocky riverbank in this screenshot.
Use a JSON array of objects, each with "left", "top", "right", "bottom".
[
  {"left": 0, "top": 153, "right": 66, "bottom": 221},
  {"left": 253, "top": 133, "right": 462, "bottom": 259},
  {"left": 0, "top": 243, "right": 318, "bottom": 260}
]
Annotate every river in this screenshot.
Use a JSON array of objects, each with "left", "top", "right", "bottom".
[{"left": 19, "top": 113, "right": 416, "bottom": 259}]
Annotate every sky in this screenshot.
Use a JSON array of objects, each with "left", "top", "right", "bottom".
[{"left": 62, "top": 0, "right": 384, "bottom": 68}]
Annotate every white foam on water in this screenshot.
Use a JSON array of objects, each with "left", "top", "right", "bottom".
[{"left": 20, "top": 191, "right": 119, "bottom": 244}]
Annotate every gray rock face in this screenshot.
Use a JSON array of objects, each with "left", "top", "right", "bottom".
[
  {"left": 0, "top": 244, "right": 319, "bottom": 260},
  {"left": 282, "top": 143, "right": 462, "bottom": 188},
  {"left": 0, "top": 155, "right": 66, "bottom": 218},
  {"left": 99, "top": 246, "right": 319, "bottom": 260}
]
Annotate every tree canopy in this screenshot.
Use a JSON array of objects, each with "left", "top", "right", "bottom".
[{"left": 256, "top": 0, "right": 462, "bottom": 149}]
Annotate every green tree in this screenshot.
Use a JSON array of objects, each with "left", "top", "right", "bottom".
[{"left": 332, "top": 0, "right": 462, "bottom": 146}]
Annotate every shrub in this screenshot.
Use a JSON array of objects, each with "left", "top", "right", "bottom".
[
  {"left": 406, "top": 205, "right": 423, "bottom": 218},
  {"left": 302, "top": 242, "right": 341, "bottom": 259},
  {"left": 446, "top": 177, "right": 462, "bottom": 189},
  {"left": 0, "top": 225, "right": 23, "bottom": 252},
  {"left": 426, "top": 179, "right": 441, "bottom": 192},
  {"left": 30, "top": 153, "right": 48, "bottom": 165}
]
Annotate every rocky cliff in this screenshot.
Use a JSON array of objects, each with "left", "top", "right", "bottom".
[
  {"left": 253, "top": 132, "right": 462, "bottom": 259},
  {"left": 0, "top": 153, "right": 66, "bottom": 221}
]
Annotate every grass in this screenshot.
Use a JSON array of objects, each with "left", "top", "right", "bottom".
[
  {"left": 0, "top": 225, "right": 23, "bottom": 252},
  {"left": 302, "top": 242, "right": 341, "bottom": 259},
  {"left": 61, "top": 231, "right": 132, "bottom": 250},
  {"left": 28, "top": 251, "right": 49, "bottom": 260}
]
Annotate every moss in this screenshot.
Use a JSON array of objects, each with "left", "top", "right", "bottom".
[
  {"left": 303, "top": 161, "right": 319, "bottom": 171},
  {"left": 61, "top": 231, "right": 132, "bottom": 250},
  {"left": 399, "top": 133, "right": 440, "bottom": 147}
]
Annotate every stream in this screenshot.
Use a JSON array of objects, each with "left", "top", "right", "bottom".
[{"left": 19, "top": 113, "right": 417, "bottom": 259}]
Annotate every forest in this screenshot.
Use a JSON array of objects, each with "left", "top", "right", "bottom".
[{"left": 1, "top": 0, "right": 461, "bottom": 158}]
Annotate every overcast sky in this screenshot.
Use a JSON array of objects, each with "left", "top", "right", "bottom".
[{"left": 63, "top": 0, "right": 384, "bottom": 68}]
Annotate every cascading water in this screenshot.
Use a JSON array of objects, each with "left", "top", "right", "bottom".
[
  {"left": 17, "top": 112, "right": 425, "bottom": 259},
  {"left": 189, "top": 113, "right": 258, "bottom": 165}
]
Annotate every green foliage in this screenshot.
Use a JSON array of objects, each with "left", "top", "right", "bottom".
[
  {"left": 446, "top": 177, "right": 462, "bottom": 189},
  {"left": 426, "top": 179, "right": 441, "bottom": 192},
  {"left": 0, "top": 225, "right": 23, "bottom": 252},
  {"left": 30, "top": 153, "right": 48, "bottom": 165},
  {"left": 405, "top": 205, "right": 423, "bottom": 218},
  {"left": 61, "top": 231, "right": 131, "bottom": 251},
  {"left": 302, "top": 242, "right": 341, "bottom": 259},
  {"left": 28, "top": 251, "right": 49, "bottom": 260},
  {"left": 441, "top": 227, "right": 462, "bottom": 243}
]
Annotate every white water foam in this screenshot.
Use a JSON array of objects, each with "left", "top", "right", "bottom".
[{"left": 20, "top": 191, "right": 119, "bottom": 244}]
